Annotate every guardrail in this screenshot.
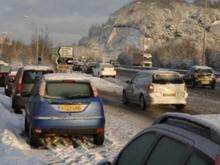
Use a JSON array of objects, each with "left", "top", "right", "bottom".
[{"left": 116, "top": 65, "right": 220, "bottom": 78}]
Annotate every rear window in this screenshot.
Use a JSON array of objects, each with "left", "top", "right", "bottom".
[
  {"left": 153, "top": 73, "right": 183, "bottom": 84},
  {"left": 101, "top": 64, "right": 113, "bottom": 68},
  {"left": 45, "top": 81, "right": 92, "bottom": 99},
  {"left": 22, "top": 70, "right": 53, "bottom": 83},
  {"left": 195, "top": 69, "right": 213, "bottom": 75}
]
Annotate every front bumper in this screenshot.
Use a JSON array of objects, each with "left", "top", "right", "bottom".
[
  {"left": 31, "top": 116, "right": 105, "bottom": 135},
  {"left": 149, "top": 94, "right": 188, "bottom": 105}
]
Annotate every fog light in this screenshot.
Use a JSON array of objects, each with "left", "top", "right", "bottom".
[{"left": 34, "top": 128, "right": 42, "bottom": 134}]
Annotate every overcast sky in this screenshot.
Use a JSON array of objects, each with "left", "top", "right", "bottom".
[{"left": 0, "top": 0, "right": 132, "bottom": 45}]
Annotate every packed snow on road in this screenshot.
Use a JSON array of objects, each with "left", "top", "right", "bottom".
[{"left": 0, "top": 73, "right": 152, "bottom": 165}]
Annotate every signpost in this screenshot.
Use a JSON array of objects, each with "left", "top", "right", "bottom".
[{"left": 58, "top": 47, "right": 73, "bottom": 58}]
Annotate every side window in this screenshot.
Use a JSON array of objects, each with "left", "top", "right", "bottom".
[
  {"left": 146, "top": 136, "right": 189, "bottom": 165},
  {"left": 116, "top": 132, "right": 156, "bottom": 165},
  {"left": 186, "top": 150, "right": 213, "bottom": 165}
]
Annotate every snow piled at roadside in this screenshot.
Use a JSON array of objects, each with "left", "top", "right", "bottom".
[{"left": 0, "top": 89, "right": 45, "bottom": 165}]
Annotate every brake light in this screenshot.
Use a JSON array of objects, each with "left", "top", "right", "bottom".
[
  {"left": 92, "top": 86, "right": 99, "bottom": 97},
  {"left": 215, "top": 155, "right": 220, "bottom": 165},
  {"left": 96, "top": 128, "right": 104, "bottom": 135},
  {"left": 148, "top": 84, "right": 154, "bottom": 93},
  {"left": 16, "top": 83, "right": 23, "bottom": 93}
]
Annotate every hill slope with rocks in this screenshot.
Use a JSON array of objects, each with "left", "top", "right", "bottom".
[{"left": 79, "top": 0, "right": 220, "bottom": 69}]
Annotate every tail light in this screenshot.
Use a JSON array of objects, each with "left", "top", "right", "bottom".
[
  {"left": 92, "top": 86, "right": 99, "bottom": 97},
  {"left": 216, "top": 155, "right": 220, "bottom": 165},
  {"left": 148, "top": 83, "right": 154, "bottom": 93},
  {"left": 16, "top": 83, "right": 23, "bottom": 93},
  {"left": 96, "top": 128, "right": 104, "bottom": 135}
]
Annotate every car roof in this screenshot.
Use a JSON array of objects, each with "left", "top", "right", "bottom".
[
  {"left": 139, "top": 70, "right": 180, "bottom": 76},
  {"left": 43, "top": 73, "right": 90, "bottom": 83},
  {"left": 153, "top": 113, "right": 220, "bottom": 145},
  {"left": 192, "top": 65, "right": 213, "bottom": 70},
  {"left": 22, "top": 65, "right": 53, "bottom": 71}
]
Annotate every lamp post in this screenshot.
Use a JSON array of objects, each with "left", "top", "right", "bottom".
[
  {"left": 202, "top": 0, "right": 208, "bottom": 66},
  {"left": 24, "top": 16, "right": 40, "bottom": 64}
]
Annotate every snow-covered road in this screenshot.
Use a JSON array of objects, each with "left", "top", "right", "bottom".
[{"left": 0, "top": 73, "right": 153, "bottom": 165}]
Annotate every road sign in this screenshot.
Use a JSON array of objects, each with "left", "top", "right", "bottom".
[{"left": 58, "top": 47, "right": 73, "bottom": 58}]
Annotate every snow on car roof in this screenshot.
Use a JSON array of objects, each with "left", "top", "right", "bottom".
[
  {"left": 192, "top": 65, "right": 213, "bottom": 70},
  {"left": 9, "top": 71, "right": 17, "bottom": 76},
  {"left": 23, "top": 65, "right": 53, "bottom": 71},
  {"left": 43, "top": 73, "right": 90, "bottom": 82}
]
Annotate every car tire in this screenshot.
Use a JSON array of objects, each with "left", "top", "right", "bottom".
[
  {"left": 24, "top": 116, "right": 29, "bottom": 133},
  {"left": 192, "top": 80, "right": 197, "bottom": 88},
  {"left": 122, "top": 91, "right": 128, "bottom": 105},
  {"left": 140, "top": 95, "right": 146, "bottom": 111},
  {"left": 211, "top": 84, "right": 215, "bottom": 90},
  {"left": 175, "top": 104, "right": 185, "bottom": 111},
  {"left": 12, "top": 98, "right": 22, "bottom": 114},
  {"left": 93, "top": 134, "right": 104, "bottom": 146},
  {"left": 28, "top": 127, "right": 39, "bottom": 148}
]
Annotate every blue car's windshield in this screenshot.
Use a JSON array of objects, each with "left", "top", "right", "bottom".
[{"left": 45, "top": 81, "right": 92, "bottom": 99}]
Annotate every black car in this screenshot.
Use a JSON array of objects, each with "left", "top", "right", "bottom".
[
  {"left": 5, "top": 71, "right": 17, "bottom": 97},
  {"left": 184, "top": 65, "right": 216, "bottom": 89},
  {"left": 100, "top": 113, "right": 220, "bottom": 165}
]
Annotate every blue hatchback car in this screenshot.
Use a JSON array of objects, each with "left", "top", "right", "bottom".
[{"left": 25, "top": 73, "right": 105, "bottom": 147}]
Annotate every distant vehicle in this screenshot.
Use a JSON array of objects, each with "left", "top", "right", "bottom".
[
  {"left": 100, "top": 113, "right": 220, "bottom": 165},
  {"left": 93, "top": 63, "right": 116, "bottom": 78},
  {"left": 72, "top": 61, "right": 85, "bottom": 72},
  {"left": 25, "top": 73, "right": 105, "bottom": 147},
  {"left": 85, "top": 62, "right": 96, "bottom": 74},
  {"left": 4, "top": 71, "right": 17, "bottom": 97},
  {"left": 122, "top": 70, "right": 188, "bottom": 110},
  {"left": 12, "top": 65, "right": 54, "bottom": 113},
  {"left": 184, "top": 65, "right": 216, "bottom": 89},
  {"left": 133, "top": 52, "right": 152, "bottom": 68},
  {"left": 0, "top": 60, "right": 11, "bottom": 87}
]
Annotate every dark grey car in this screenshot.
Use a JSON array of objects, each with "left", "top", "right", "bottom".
[{"left": 100, "top": 113, "right": 220, "bottom": 165}]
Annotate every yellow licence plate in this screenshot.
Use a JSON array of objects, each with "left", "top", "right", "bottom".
[
  {"left": 201, "top": 80, "right": 210, "bottom": 85},
  {"left": 59, "top": 104, "right": 86, "bottom": 112},
  {"left": 163, "top": 92, "right": 176, "bottom": 97}
]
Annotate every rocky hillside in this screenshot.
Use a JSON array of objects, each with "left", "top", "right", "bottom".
[{"left": 79, "top": 0, "right": 220, "bottom": 69}]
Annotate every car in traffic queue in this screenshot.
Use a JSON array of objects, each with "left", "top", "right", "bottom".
[
  {"left": 25, "top": 73, "right": 105, "bottom": 147},
  {"left": 184, "top": 65, "right": 216, "bottom": 89},
  {"left": 12, "top": 65, "right": 54, "bottom": 114},
  {"left": 4, "top": 71, "right": 17, "bottom": 97},
  {"left": 100, "top": 113, "right": 220, "bottom": 165},
  {"left": 122, "top": 70, "right": 188, "bottom": 111},
  {"left": 93, "top": 63, "right": 116, "bottom": 78}
]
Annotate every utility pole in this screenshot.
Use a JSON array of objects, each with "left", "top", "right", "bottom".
[{"left": 202, "top": 0, "right": 208, "bottom": 66}]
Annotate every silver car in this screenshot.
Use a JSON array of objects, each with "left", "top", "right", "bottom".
[{"left": 122, "top": 70, "right": 188, "bottom": 110}]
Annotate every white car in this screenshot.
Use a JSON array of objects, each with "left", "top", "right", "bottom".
[
  {"left": 93, "top": 63, "right": 116, "bottom": 78},
  {"left": 122, "top": 70, "right": 188, "bottom": 110}
]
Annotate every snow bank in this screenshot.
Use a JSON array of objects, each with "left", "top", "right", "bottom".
[{"left": 0, "top": 89, "right": 45, "bottom": 165}]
